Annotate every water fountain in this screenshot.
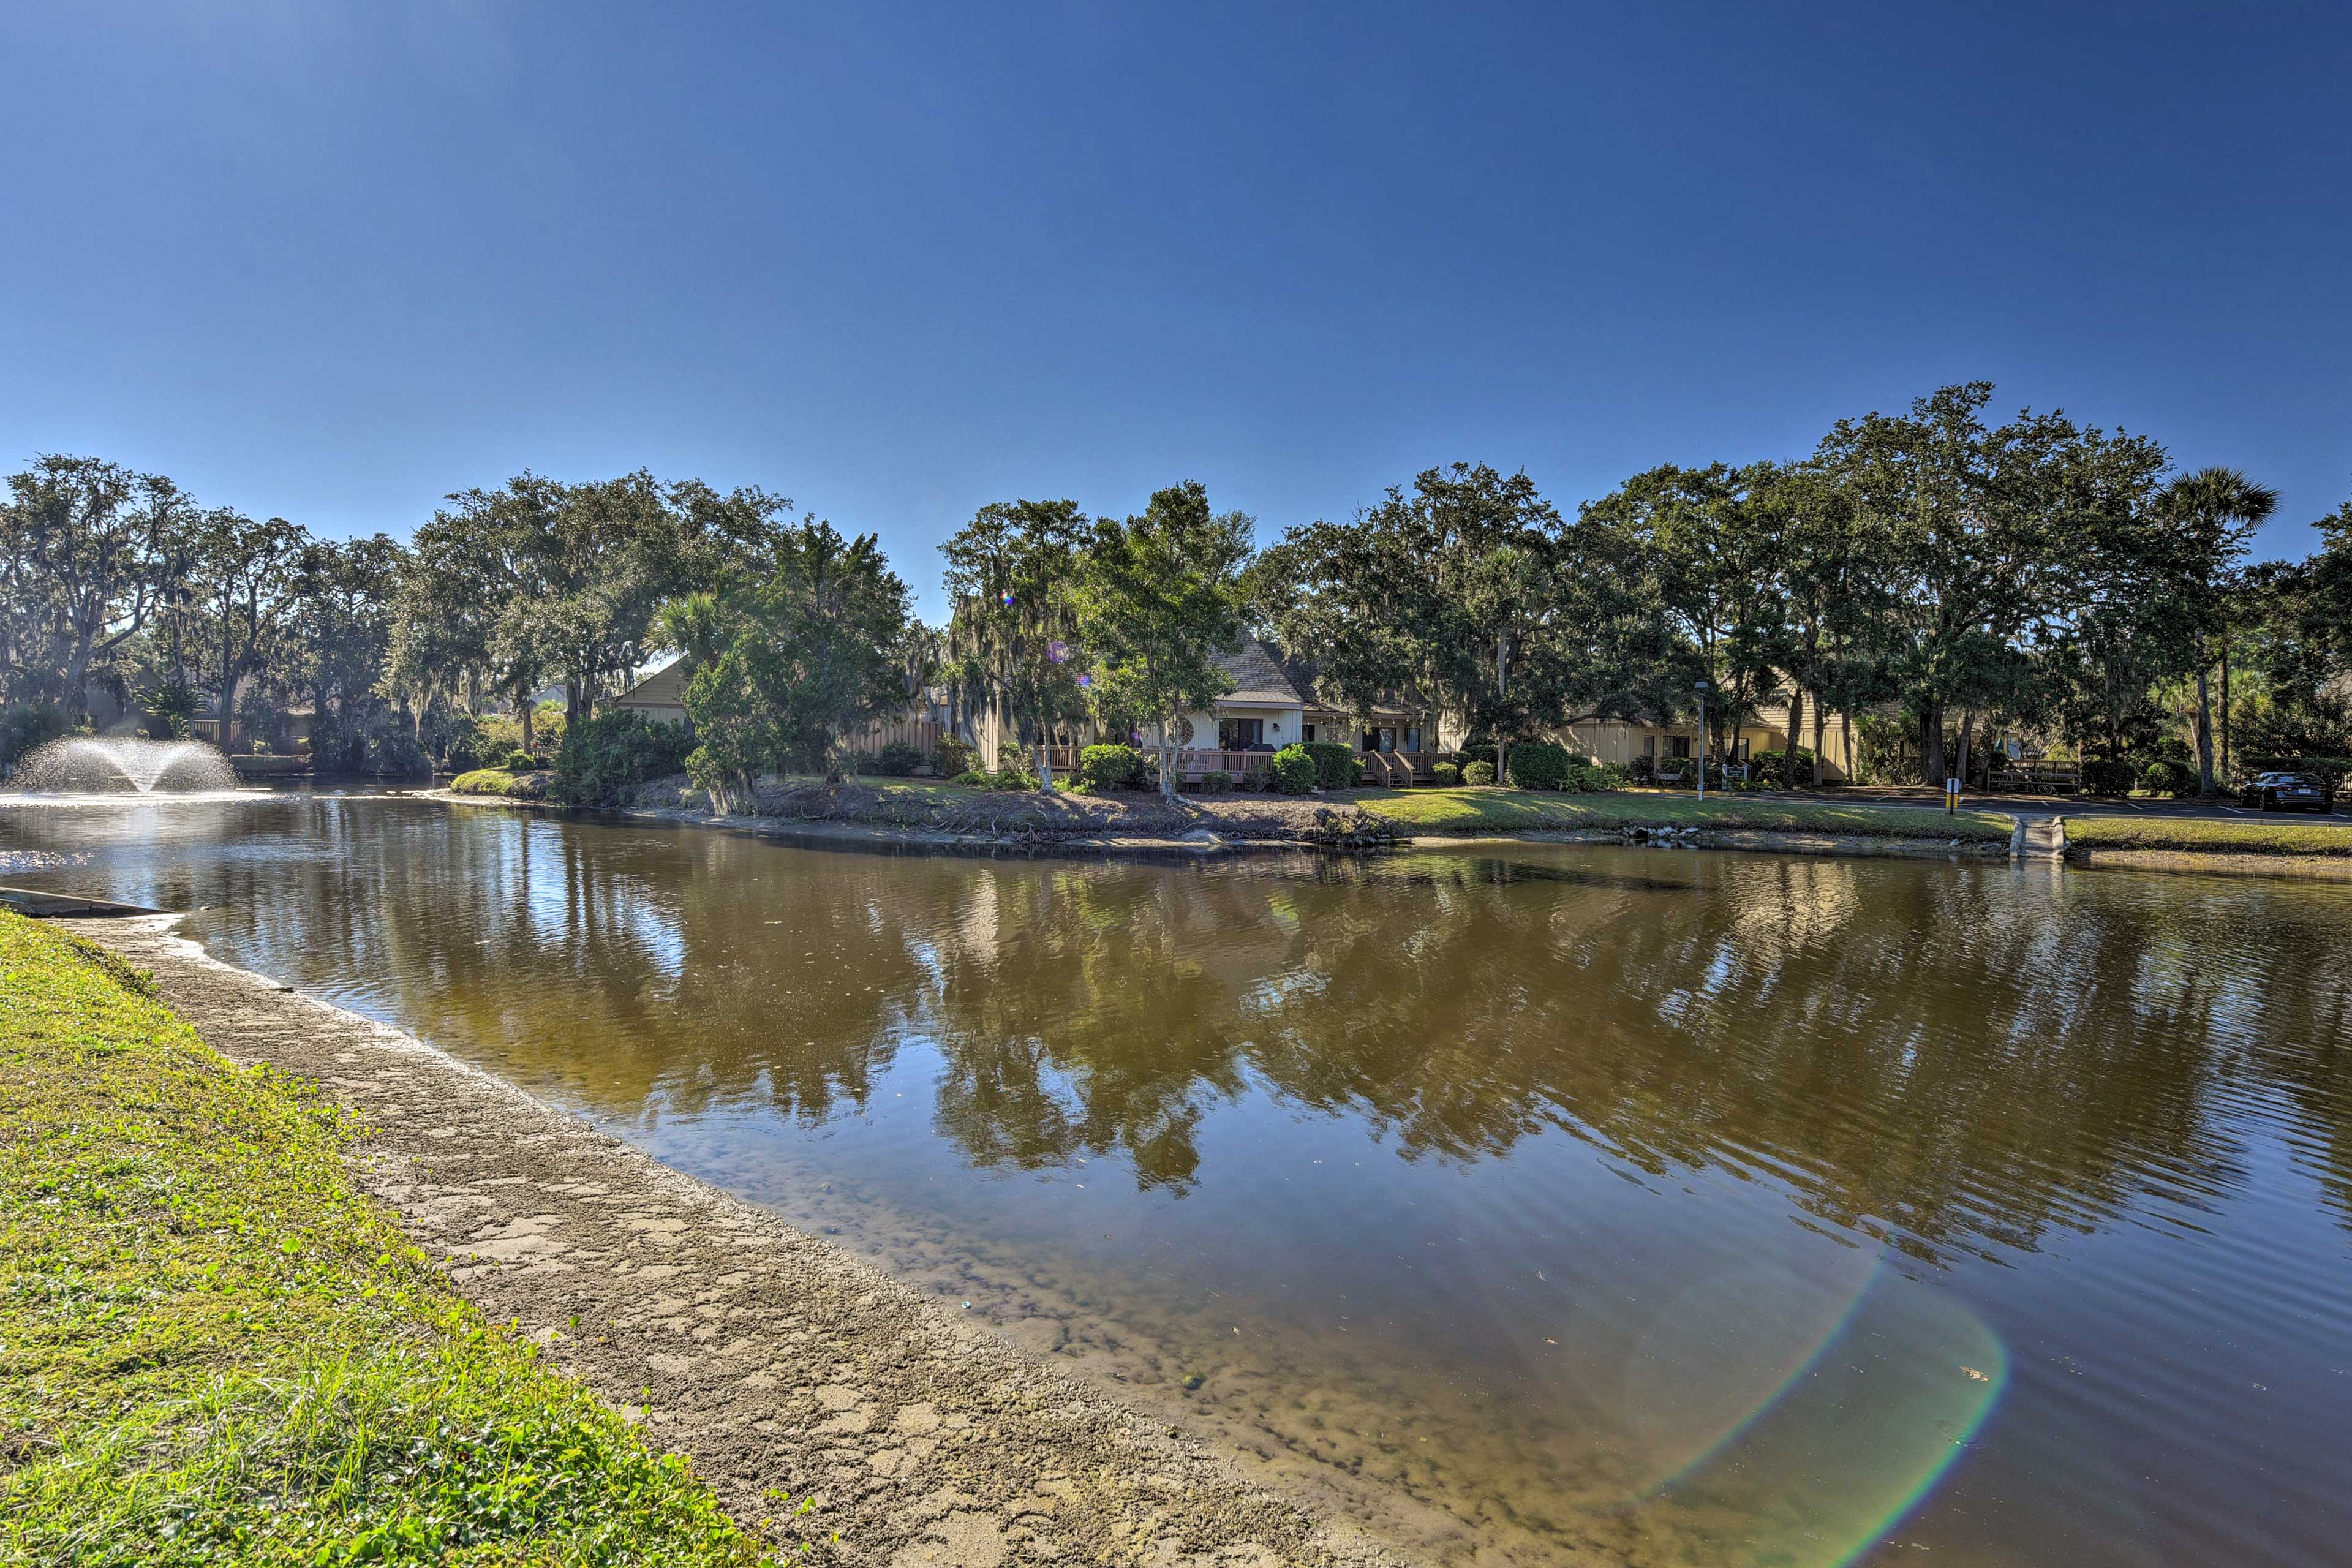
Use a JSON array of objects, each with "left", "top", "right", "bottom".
[{"left": 8, "top": 736, "right": 243, "bottom": 794}]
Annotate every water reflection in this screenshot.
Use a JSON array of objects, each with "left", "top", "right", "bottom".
[{"left": 4, "top": 796, "right": 2348, "bottom": 1567}]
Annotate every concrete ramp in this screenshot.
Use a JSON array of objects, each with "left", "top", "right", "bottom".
[{"left": 0, "top": 885, "right": 161, "bottom": 918}]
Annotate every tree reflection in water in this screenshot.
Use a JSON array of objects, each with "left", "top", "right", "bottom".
[{"left": 7, "top": 797, "right": 2351, "bottom": 1568}]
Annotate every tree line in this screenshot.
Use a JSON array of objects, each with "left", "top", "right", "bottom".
[{"left": 6, "top": 381, "right": 2348, "bottom": 794}]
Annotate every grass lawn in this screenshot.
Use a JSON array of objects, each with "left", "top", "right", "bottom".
[
  {"left": 2065, "top": 814, "right": 2352, "bottom": 857},
  {"left": 0, "top": 913, "right": 760, "bottom": 1566},
  {"left": 1350, "top": 786, "right": 2017, "bottom": 842}
]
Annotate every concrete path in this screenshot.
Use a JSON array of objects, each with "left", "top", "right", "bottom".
[{"left": 74, "top": 916, "right": 1407, "bottom": 1568}]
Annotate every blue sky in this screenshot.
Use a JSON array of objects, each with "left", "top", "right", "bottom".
[{"left": 4, "top": 1, "right": 2346, "bottom": 619}]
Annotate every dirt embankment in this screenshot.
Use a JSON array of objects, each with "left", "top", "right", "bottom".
[{"left": 70, "top": 917, "right": 1403, "bottom": 1568}]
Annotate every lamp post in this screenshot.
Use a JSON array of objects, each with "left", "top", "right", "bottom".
[{"left": 1694, "top": 679, "right": 1709, "bottom": 802}]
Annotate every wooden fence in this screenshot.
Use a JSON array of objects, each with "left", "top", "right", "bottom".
[{"left": 846, "top": 717, "right": 943, "bottom": 758}]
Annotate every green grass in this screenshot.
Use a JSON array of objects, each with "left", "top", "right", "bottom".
[
  {"left": 450, "top": 767, "right": 545, "bottom": 799},
  {"left": 0, "top": 913, "right": 762, "bottom": 1566},
  {"left": 2064, "top": 814, "right": 2352, "bottom": 857},
  {"left": 1349, "top": 786, "right": 2017, "bottom": 842}
]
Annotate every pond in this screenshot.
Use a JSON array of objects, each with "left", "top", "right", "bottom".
[{"left": 4, "top": 793, "right": 2348, "bottom": 1566}]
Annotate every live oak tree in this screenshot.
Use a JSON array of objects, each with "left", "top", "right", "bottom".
[
  {"left": 1258, "top": 463, "right": 1675, "bottom": 775},
  {"left": 940, "top": 499, "right": 1093, "bottom": 785},
  {"left": 679, "top": 520, "right": 914, "bottom": 807},
  {"left": 1068, "top": 483, "right": 1251, "bottom": 801},
  {"left": 391, "top": 471, "right": 789, "bottom": 753},
  {"left": 190, "top": 508, "right": 311, "bottom": 748},
  {"left": 0, "top": 454, "right": 193, "bottom": 719},
  {"left": 1815, "top": 383, "right": 2168, "bottom": 783}
]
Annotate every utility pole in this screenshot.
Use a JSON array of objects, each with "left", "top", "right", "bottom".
[{"left": 1695, "top": 679, "right": 1708, "bottom": 802}]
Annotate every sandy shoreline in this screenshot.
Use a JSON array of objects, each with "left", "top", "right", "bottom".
[{"left": 68, "top": 914, "right": 1406, "bottom": 1568}]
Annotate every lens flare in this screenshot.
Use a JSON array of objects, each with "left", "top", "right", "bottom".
[{"left": 1628, "top": 1265, "right": 2008, "bottom": 1566}]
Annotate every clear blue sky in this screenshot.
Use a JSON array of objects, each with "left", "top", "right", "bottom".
[{"left": 5, "top": 1, "right": 2345, "bottom": 619}]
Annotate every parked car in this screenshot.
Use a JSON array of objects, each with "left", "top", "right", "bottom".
[{"left": 2238, "top": 771, "right": 2336, "bottom": 813}]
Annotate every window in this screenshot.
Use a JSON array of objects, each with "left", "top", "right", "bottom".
[
  {"left": 1377, "top": 726, "right": 1396, "bottom": 751},
  {"left": 1644, "top": 734, "right": 1657, "bottom": 758},
  {"left": 1302, "top": 722, "right": 1316, "bottom": 743},
  {"left": 1405, "top": 728, "right": 1421, "bottom": 752},
  {"left": 1668, "top": 736, "right": 1691, "bottom": 760},
  {"left": 1219, "top": 717, "right": 1264, "bottom": 750}
]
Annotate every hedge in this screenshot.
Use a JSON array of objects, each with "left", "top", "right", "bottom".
[
  {"left": 1504, "top": 741, "right": 1578, "bottom": 791},
  {"left": 1463, "top": 760, "right": 1496, "bottom": 785},
  {"left": 2080, "top": 758, "right": 2137, "bottom": 796},
  {"left": 1078, "top": 743, "right": 1150, "bottom": 791},
  {"left": 1270, "top": 743, "right": 1318, "bottom": 794},
  {"left": 1302, "top": 741, "right": 1358, "bottom": 789}
]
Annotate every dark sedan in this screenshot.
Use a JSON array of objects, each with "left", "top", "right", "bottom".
[{"left": 2239, "top": 771, "right": 2337, "bottom": 813}]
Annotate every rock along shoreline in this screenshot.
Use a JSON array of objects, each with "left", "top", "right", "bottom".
[
  {"left": 421, "top": 786, "right": 2020, "bottom": 865},
  {"left": 69, "top": 916, "right": 1406, "bottom": 1568}
]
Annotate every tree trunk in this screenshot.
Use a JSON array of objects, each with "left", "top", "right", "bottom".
[
  {"left": 2194, "top": 652, "right": 2217, "bottom": 797},
  {"left": 1810, "top": 701, "right": 1827, "bottom": 786},
  {"left": 1922, "top": 703, "right": 1946, "bottom": 786},
  {"left": 1956, "top": 707, "right": 1976, "bottom": 796},
  {"left": 2220, "top": 646, "right": 2231, "bottom": 784},
  {"left": 1787, "top": 687, "right": 1804, "bottom": 785},
  {"left": 1034, "top": 727, "right": 1055, "bottom": 791},
  {"left": 519, "top": 697, "right": 535, "bottom": 756},
  {"left": 1159, "top": 731, "right": 1178, "bottom": 801}
]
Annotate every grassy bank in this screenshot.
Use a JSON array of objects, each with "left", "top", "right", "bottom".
[
  {"left": 450, "top": 766, "right": 549, "bottom": 800},
  {"left": 2065, "top": 815, "right": 2352, "bottom": 857},
  {"left": 1351, "top": 786, "right": 2017, "bottom": 842},
  {"left": 0, "top": 913, "right": 760, "bottom": 1566}
]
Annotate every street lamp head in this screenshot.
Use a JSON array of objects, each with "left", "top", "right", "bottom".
[{"left": 1694, "top": 680, "right": 1709, "bottom": 692}]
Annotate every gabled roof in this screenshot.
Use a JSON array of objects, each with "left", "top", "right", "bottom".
[{"left": 1211, "top": 638, "right": 1305, "bottom": 706}]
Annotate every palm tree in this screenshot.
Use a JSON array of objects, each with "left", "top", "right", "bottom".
[{"left": 2155, "top": 467, "right": 2278, "bottom": 796}]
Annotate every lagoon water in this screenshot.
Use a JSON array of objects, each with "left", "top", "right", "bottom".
[{"left": 5, "top": 793, "right": 2348, "bottom": 1566}]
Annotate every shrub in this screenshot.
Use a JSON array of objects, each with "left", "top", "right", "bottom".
[
  {"left": 2154, "top": 736, "right": 2193, "bottom": 764},
  {"left": 1627, "top": 754, "right": 1656, "bottom": 783},
  {"left": 1463, "top": 760, "right": 1497, "bottom": 786},
  {"left": 935, "top": 736, "right": 978, "bottom": 777},
  {"left": 1240, "top": 764, "right": 1272, "bottom": 792},
  {"left": 1302, "top": 741, "right": 1358, "bottom": 790},
  {"left": 873, "top": 741, "right": 924, "bottom": 777},
  {"left": 952, "top": 767, "right": 1037, "bottom": 791},
  {"left": 1747, "top": 747, "right": 1817, "bottom": 788},
  {"left": 2080, "top": 758, "right": 2137, "bottom": 796},
  {"left": 1079, "top": 743, "right": 1149, "bottom": 791},
  {"left": 552, "top": 712, "right": 692, "bottom": 806},
  {"left": 2142, "top": 758, "right": 2198, "bottom": 798},
  {"left": 1563, "top": 760, "right": 1629, "bottom": 793},
  {"left": 1430, "top": 760, "right": 1461, "bottom": 787},
  {"left": 1270, "top": 743, "right": 1317, "bottom": 795},
  {"left": 1503, "top": 741, "right": 1577, "bottom": 790},
  {"left": 503, "top": 748, "right": 540, "bottom": 772},
  {"left": 1196, "top": 770, "right": 1234, "bottom": 794},
  {"left": 0, "top": 703, "right": 67, "bottom": 769}
]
